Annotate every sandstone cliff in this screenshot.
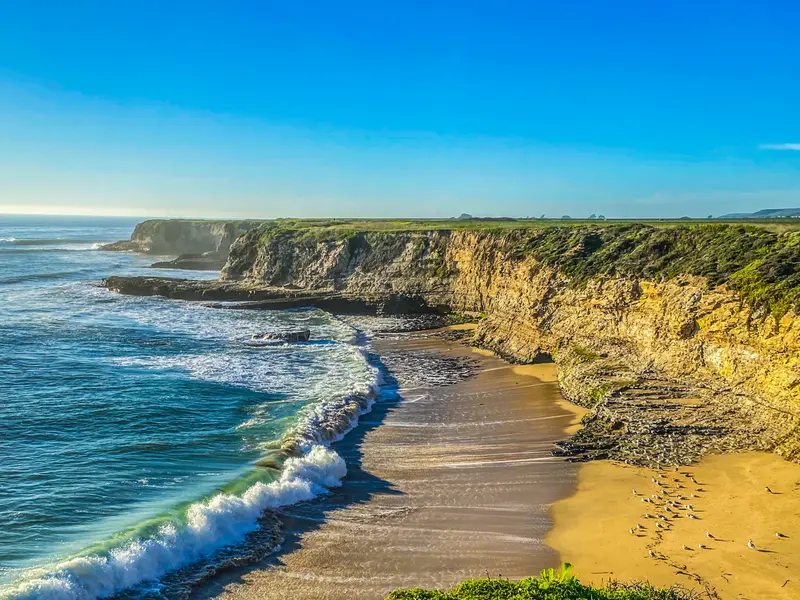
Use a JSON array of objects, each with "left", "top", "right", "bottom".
[
  {"left": 103, "top": 219, "right": 260, "bottom": 257},
  {"left": 218, "top": 225, "right": 800, "bottom": 463}
]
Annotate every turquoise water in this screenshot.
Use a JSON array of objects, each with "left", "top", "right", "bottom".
[{"left": 0, "top": 216, "right": 378, "bottom": 600}]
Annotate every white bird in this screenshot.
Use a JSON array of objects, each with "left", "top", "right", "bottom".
[
  {"left": 688, "top": 514, "right": 698, "bottom": 520},
  {"left": 698, "top": 543, "right": 708, "bottom": 550},
  {"left": 656, "top": 523, "right": 664, "bottom": 529},
  {"left": 682, "top": 545, "right": 691, "bottom": 551},
  {"left": 649, "top": 549, "right": 657, "bottom": 558},
  {"left": 692, "top": 493, "right": 700, "bottom": 498},
  {"left": 706, "top": 532, "right": 714, "bottom": 539},
  {"left": 659, "top": 515, "right": 668, "bottom": 521},
  {"left": 776, "top": 532, "right": 787, "bottom": 538},
  {"left": 642, "top": 498, "right": 650, "bottom": 503},
  {"left": 748, "top": 539, "right": 756, "bottom": 550},
  {"left": 632, "top": 489, "right": 637, "bottom": 495},
  {"left": 765, "top": 486, "right": 773, "bottom": 494},
  {"left": 687, "top": 504, "right": 694, "bottom": 511},
  {"left": 644, "top": 513, "right": 653, "bottom": 519},
  {"left": 651, "top": 477, "right": 657, "bottom": 483},
  {"left": 652, "top": 494, "right": 659, "bottom": 499},
  {"left": 629, "top": 528, "right": 635, "bottom": 535},
  {"left": 665, "top": 506, "right": 673, "bottom": 512}
]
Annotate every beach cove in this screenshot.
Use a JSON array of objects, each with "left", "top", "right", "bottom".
[
  {"left": 191, "top": 324, "right": 800, "bottom": 600},
  {"left": 194, "top": 327, "right": 580, "bottom": 600}
]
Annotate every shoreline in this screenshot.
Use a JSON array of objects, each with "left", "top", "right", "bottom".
[{"left": 193, "top": 326, "right": 579, "bottom": 600}]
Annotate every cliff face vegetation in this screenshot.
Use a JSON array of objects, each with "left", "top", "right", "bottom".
[{"left": 221, "top": 223, "right": 800, "bottom": 463}]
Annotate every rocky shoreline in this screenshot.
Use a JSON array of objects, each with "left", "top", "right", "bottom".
[{"left": 98, "top": 274, "right": 778, "bottom": 469}]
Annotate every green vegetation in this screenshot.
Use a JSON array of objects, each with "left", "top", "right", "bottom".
[
  {"left": 570, "top": 346, "right": 602, "bottom": 365},
  {"left": 499, "top": 223, "right": 800, "bottom": 318},
  {"left": 387, "top": 564, "right": 697, "bottom": 600}
]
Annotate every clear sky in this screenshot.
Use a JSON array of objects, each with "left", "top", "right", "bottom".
[{"left": 1, "top": 1, "right": 799, "bottom": 218}]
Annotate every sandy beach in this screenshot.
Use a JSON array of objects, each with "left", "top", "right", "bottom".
[
  {"left": 194, "top": 329, "right": 578, "bottom": 599},
  {"left": 548, "top": 454, "right": 800, "bottom": 599},
  {"left": 190, "top": 327, "right": 800, "bottom": 600}
]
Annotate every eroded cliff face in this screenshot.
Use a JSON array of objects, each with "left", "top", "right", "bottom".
[
  {"left": 103, "top": 219, "right": 259, "bottom": 256},
  {"left": 222, "top": 228, "right": 800, "bottom": 463}
]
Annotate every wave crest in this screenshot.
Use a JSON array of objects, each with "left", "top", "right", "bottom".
[{"left": 5, "top": 446, "right": 347, "bottom": 600}]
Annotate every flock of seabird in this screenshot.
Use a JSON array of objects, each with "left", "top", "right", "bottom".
[{"left": 629, "top": 470, "right": 788, "bottom": 559}]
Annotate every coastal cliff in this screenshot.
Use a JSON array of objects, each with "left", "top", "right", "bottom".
[
  {"left": 107, "top": 222, "right": 800, "bottom": 464},
  {"left": 103, "top": 219, "right": 260, "bottom": 267},
  {"left": 218, "top": 223, "right": 800, "bottom": 463}
]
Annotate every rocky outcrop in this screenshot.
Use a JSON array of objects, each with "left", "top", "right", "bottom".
[
  {"left": 103, "top": 219, "right": 260, "bottom": 258},
  {"left": 218, "top": 227, "right": 800, "bottom": 464}
]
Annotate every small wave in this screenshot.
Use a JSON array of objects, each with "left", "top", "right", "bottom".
[
  {"left": 0, "top": 238, "right": 102, "bottom": 246},
  {"left": 0, "top": 271, "right": 90, "bottom": 285}
]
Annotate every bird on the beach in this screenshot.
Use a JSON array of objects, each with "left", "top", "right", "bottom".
[
  {"left": 698, "top": 543, "right": 708, "bottom": 550},
  {"left": 690, "top": 477, "right": 697, "bottom": 484},
  {"left": 776, "top": 532, "right": 788, "bottom": 538},
  {"left": 659, "top": 515, "right": 668, "bottom": 521},
  {"left": 629, "top": 528, "right": 635, "bottom": 535},
  {"left": 765, "top": 486, "right": 773, "bottom": 494},
  {"left": 644, "top": 513, "right": 653, "bottom": 519},
  {"left": 632, "top": 488, "right": 637, "bottom": 495},
  {"left": 665, "top": 506, "right": 673, "bottom": 513},
  {"left": 642, "top": 498, "right": 650, "bottom": 503},
  {"left": 747, "top": 539, "right": 756, "bottom": 550},
  {"left": 656, "top": 522, "right": 664, "bottom": 529},
  {"left": 686, "top": 504, "right": 694, "bottom": 511},
  {"left": 651, "top": 477, "right": 657, "bottom": 483},
  {"left": 692, "top": 493, "right": 700, "bottom": 498},
  {"left": 688, "top": 514, "right": 699, "bottom": 520},
  {"left": 706, "top": 532, "right": 714, "bottom": 539},
  {"left": 682, "top": 545, "right": 691, "bottom": 551},
  {"left": 637, "top": 523, "right": 645, "bottom": 529},
  {"left": 652, "top": 493, "right": 659, "bottom": 499},
  {"left": 649, "top": 549, "right": 657, "bottom": 558}
]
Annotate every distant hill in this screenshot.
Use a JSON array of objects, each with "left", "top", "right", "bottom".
[{"left": 720, "top": 208, "right": 800, "bottom": 219}]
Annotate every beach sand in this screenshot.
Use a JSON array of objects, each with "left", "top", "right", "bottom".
[
  {"left": 547, "top": 454, "right": 800, "bottom": 599},
  {"left": 194, "top": 330, "right": 577, "bottom": 600}
]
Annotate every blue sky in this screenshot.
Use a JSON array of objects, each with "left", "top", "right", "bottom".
[{"left": 1, "top": 1, "right": 799, "bottom": 218}]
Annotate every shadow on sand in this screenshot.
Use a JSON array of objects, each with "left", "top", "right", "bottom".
[{"left": 190, "top": 351, "right": 405, "bottom": 599}]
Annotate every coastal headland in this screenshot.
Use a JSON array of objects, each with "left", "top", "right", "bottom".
[{"left": 101, "top": 218, "right": 800, "bottom": 598}]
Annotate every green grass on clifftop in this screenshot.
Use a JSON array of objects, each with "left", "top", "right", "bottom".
[
  {"left": 386, "top": 565, "right": 697, "bottom": 600},
  {"left": 242, "top": 219, "right": 800, "bottom": 318}
]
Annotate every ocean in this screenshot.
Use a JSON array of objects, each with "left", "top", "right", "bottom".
[{"left": 0, "top": 216, "right": 380, "bottom": 600}]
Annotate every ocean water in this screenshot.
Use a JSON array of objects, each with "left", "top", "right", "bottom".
[{"left": 0, "top": 216, "right": 380, "bottom": 600}]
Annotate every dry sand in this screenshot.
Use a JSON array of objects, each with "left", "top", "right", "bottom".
[
  {"left": 548, "top": 454, "right": 800, "bottom": 599},
  {"left": 195, "top": 331, "right": 578, "bottom": 600}
]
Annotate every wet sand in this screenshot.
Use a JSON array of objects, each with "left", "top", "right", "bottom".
[
  {"left": 548, "top": 454, "right": 800, "bottom": 599},
  {"left": 195, "top": 332, "right": 577, "bottom": 600}
]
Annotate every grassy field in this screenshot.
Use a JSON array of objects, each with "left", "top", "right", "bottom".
[
  {"left": 386, "top": 565, "right": 698, "bottom": 599},
  {"left": 256, "top": 217, "right": 800, "bottom": 234}
]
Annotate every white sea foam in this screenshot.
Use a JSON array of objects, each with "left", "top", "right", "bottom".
[
  {"left": 3, "top": 446, "right": 347, "bottom": 600},
  {"left": 3, "top": 335, "right": 381, "bottom": 600}
]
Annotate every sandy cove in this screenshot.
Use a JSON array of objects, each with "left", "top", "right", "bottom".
[
  {"left": 195, "top": 329, "right": 578, "bottom": 600},
  {"left": 194, "top": 327, "right": 800, "bottom": 600}
]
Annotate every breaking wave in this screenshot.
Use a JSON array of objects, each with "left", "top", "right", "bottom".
[{"left": 2, "top": 349, "right": 381, "bottom": 600}]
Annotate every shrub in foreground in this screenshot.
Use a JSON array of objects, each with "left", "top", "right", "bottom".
[{"left": 386, "top": 564, "right": 698, "bottom": 600}]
